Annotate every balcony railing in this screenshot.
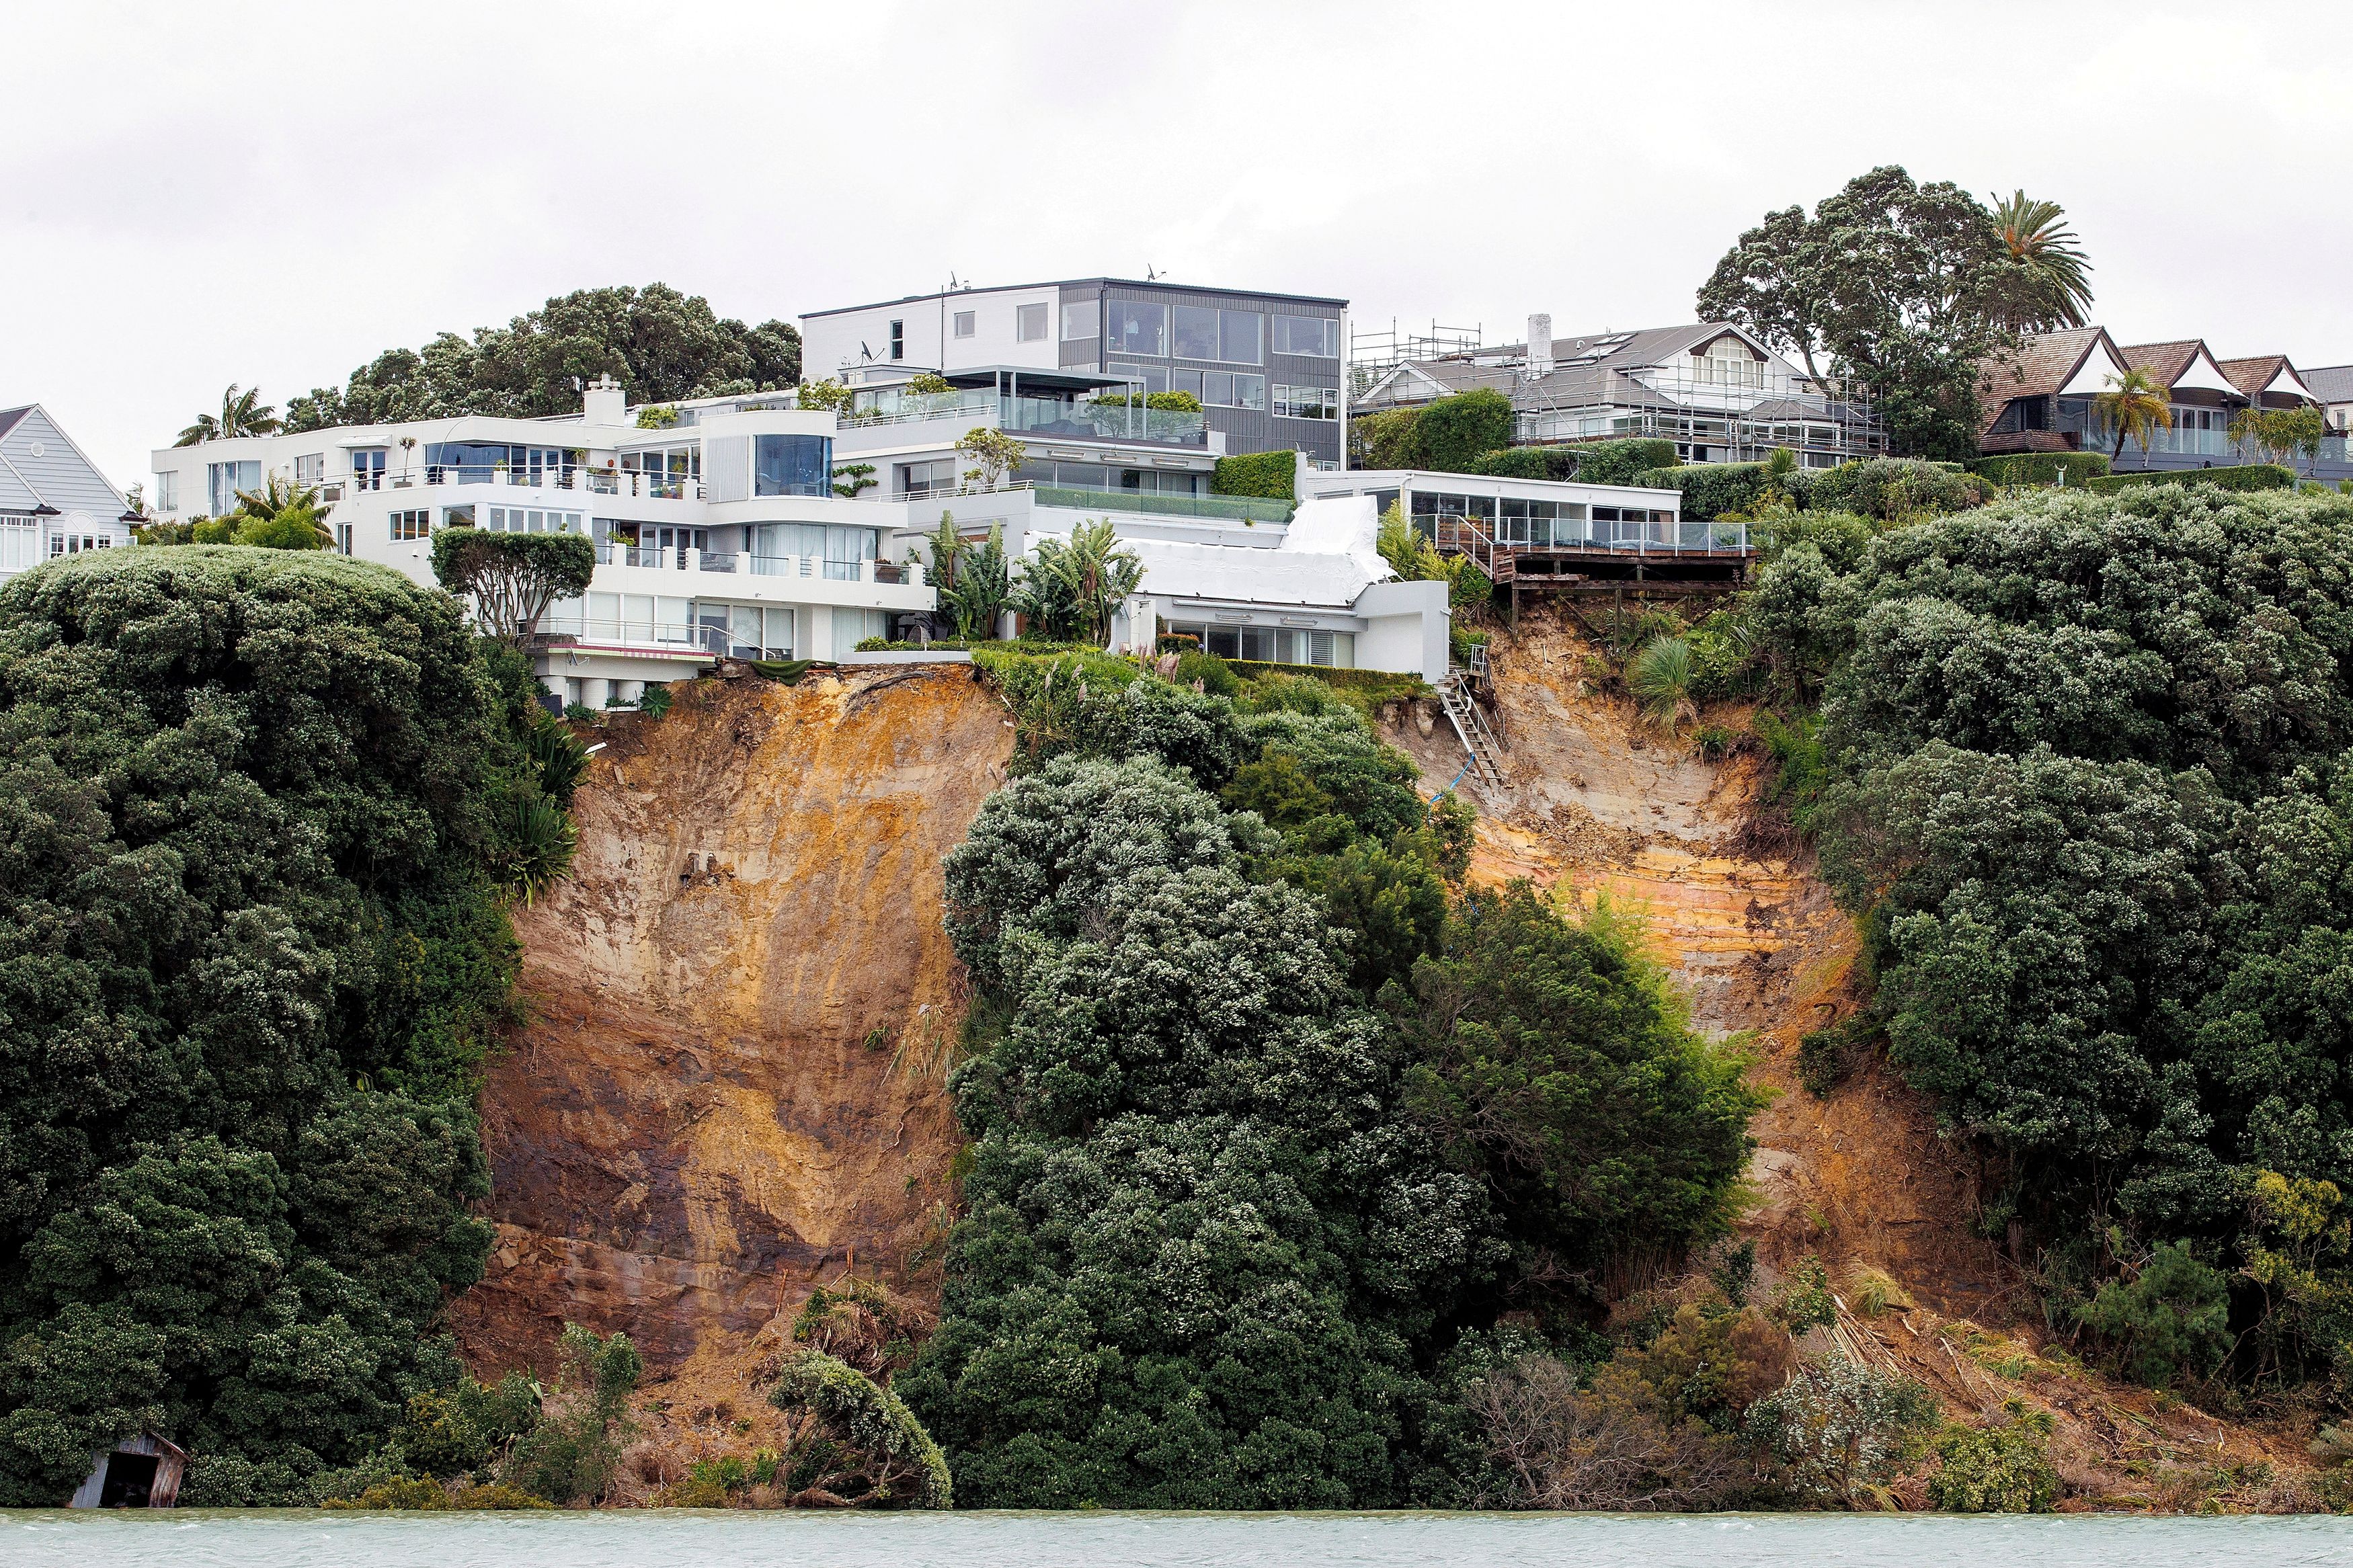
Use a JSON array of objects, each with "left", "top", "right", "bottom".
[
  {"left": 341, "top": 466, "right": 705, "bottom": 499},
  {"left": 593, "top": 541, "right": 922, "bottom": 587},
  {"left": 1029, "top": 485, "right": 1292, "bottom": 524},
  {"left": 841, "top": 393, "right": 1208, "bottom": 448}
]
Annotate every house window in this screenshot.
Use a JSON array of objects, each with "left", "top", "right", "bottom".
[
  {"left": 0, "top": 516, "right": 42, "bottom": 571},
  {"left": 1172, "top": 306, "right": 1263, "bottom": 365},
  {"left": 1061, "top": 301, "right": 1098, "bottom": 341},
  {"left": 350, "top": 450, "right": 387, "bottom": 491},
  {"left": 485, "top": 507, "right": 582, "bottom": 534},
  {"left": 1107, "top": 301, "right": 1168, "bottom": 356},
  {"left": 1273, "top": 315, "right": 1339, "bottom": 358},
  {"left": 898, "top": 458, "right": 958, "bottom": 498},
  {"left": 206, "top": 459, "right": 260, "bottom": 515},
  {"left": 1273, "top": 385, "right": 1339, "bottom": 420},
  {"left": 754, "top": 434, "right": 833, "bottom": 497},
  {"left": 1201, "top": 372, "right": 1267, "bottom": 410},
  {"left": 153, "top": 471, "right": 178, "bottom": 511},
  {"left": 390, "top": 509, "right": 432, "bottom": 541},
  {"left": 1016, "top": 302, "right": 1049, "bottom": 343},
  {"left": 1694, "top": 337, "right": 1764, "bottom": 388},
  {"left": 953, "top": 311, "right": 976, "bottom": 339},
  {"left": 888, "top": 321, "right": 905, "bottom": 361},
  {"left": 294, "top": 453, "right": 325, "bottom": 485}
]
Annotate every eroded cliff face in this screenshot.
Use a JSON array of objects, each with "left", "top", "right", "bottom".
[
  {"left": 450, "top": 667, "right": 1009, "bottom": 1384},
  {"left": 1386, "top": 604, "right": 2312, "bottom": 1499}
]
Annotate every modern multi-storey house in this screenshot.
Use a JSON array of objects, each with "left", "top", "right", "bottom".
[
  {"left": 147, "top": 372, "right": 1464, "bottom": 693},
  {"left": 800, "top": 278, "right": 1350, "bottom": 469},
  {"left": 1351, "top": 317, "right": 1888, "bottom": 470},
  {"left": 1979, "top": 325, "right": 2350, "bottom": 478},
  {"left": 0, "top": 404, "right": 132, "bottom": 584},
  {"left": 147, "top": 376, "right": 934, "bottom": 708}
]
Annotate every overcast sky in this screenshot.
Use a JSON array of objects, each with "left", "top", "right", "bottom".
[{"left": 7, "top": 1, "right": 2348, "bottom": 490}]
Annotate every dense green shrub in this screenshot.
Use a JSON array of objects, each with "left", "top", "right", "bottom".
[
  {"left": 1781, "top": 483, "right": 2353, "bottom": 1401},
  {"left": 1415, "top": 390, "right": 1518, "bottom": 473},
  {"left": 768, "top": 1349, "right": 952, "bottom": 1508},
  {"left": 1806, "top": 458, "right": 1985, "bottom": 520},
  {"left": 0, "top": 548, "right": 554, "bottom": 1503},
  {"left": 1743, "top": 1358, "right": 1938, "bottom": 1505},
  {"left": 1927, "top": 1403, "right": 2059, "bottom": 1512},
  {"left": 2083, "top": 462, "right": 2297, "bottom": 495},
  {"left": 1629, "top": 462, "right": 1807, "bottom": 520},
  {"left": 1395, "top": 886, "right": 1763, "bottom": 1291},
  {"left": 1562, "top": 438, "right": 1679, "bottom": 486},
  {"left": 500, "top": 1325, "right": 641, "bottom": 1505},
  {"left": 909, "top": 751, "right": 1495, "bottom": 1507},
  {"left": 1350, "top": 406, "right": 1425, "bottom": 469},
  {"left": 2075, "top": 1241, "right": 2231, "bottom": 1387},
  {"left": 916, "top": 659, "right": 1763, "bottom": 1507},
  {"left": 1210, "top": 450, "right": 1295, "bottom": 501},
  {"left": 1966, "top": 452, "right": 2110, "bottom": 487},
  {"left": 1469, "top": 446, "right": 1577, "bottom": 481}
]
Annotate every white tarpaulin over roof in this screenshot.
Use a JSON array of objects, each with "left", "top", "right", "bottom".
[{"left": 1057, "top": 495, "right": 1397, "bottom": 610}]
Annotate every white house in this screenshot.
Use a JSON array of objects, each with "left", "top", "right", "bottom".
[
  {"left": 147, "top": 372, "right": 1464, "bottom": 693},
  {"left": 147, "top": 378, "right": 930, "bottom": 709},
  {"left": 0, "top": 405, "right": 132, "bottom": 584}
]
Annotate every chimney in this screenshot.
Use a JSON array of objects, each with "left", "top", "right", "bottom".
[
  {"left": 582, "top": 373, "right": 627, "bottom": 426},
  {"left": 1525, "top": 314, "right": 1554, "bottom": 377}
]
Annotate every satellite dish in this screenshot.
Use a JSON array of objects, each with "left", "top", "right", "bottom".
[{"left": 859, "top": 342, "right": 874, "bottom": 362}]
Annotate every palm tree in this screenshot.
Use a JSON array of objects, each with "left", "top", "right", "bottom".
[
  {"left": 1626, "top": 634, "right": 1698, "bottom": 737},
  {"left": 175, "top": 384, "right": 282, "bottom": 446},
  {"left": 229, "top": 472, "right": 333, "bottom": 547},
  {"left": 1990, "top": 192, "right": 2095, "bottom": 331},
  {"left": 2093, "top": 368, "right": 2172, "bottom": 462}
]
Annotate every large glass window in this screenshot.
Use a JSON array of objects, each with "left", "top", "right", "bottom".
[
  {"left": 754, "top": 434, "right": 832, "bottom": 497},
  {"left": 1016, "top": 302, "right": 1049, "bottom": 342},
  {"left": 1106, "top": 300, "right": 1166, "bottom": 356},
  {"left": 1062, "top": 300, "right": 1098, "bottom": 341},
  {"left": 1170, "top": 368, "right": 1203, "bottom": 400},
  {"left": 953, "top": 311, "right": 975, "bottom": 339},
  {"left": 1200, "top": 372, "right": 1266, "bottom": 410},
  {"left": 207, "top": 460, "right": 260, "bottom": 515},
  {"left": 1172, "top": 305, "right": 1220, "bottom": 360},
  {"left": 1172, "top": 306, "right": 1263, "bottom": 364},
  {"left": 154, "top": 470, "right": 179, "bottom": 511},
  {"left": 1166, "top": 621, "right": 1353, "bottom": 669},
  {"left": 1274, "top": 385, "right": 1339, "bottom": 420},
  {"left": 293, "top": 453, "right": 325, "bottom": 485},
  {"left": 1273, "top": 315, "right": 1339, "bottom": 358},
  {"left": 1220, "top": 310, "right": 1261, "bottom": 364},
  {"left": 1108, "top": 360, "right": 1169, "bottom": 395}
]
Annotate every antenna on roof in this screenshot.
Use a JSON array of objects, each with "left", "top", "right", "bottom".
[{"left": 1145, "top": 264, "right": 1160, "bottom": 281}]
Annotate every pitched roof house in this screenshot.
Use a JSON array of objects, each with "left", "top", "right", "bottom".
[
  {"left": 1978, "top": 329, "right": 2345, "bottom": 476},
  {"left": 1355, "top": 318, "right": 1887, "bottom": 470},
  {"left": 0, "top": 404, "right": 132, "bottom": 582}
]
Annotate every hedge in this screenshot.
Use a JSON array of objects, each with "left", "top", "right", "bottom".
[
  {"left": 1211, "top": 450, "right": 1295, "bottom": 501},
  {"left": 2082, "top": 463, "right": 2298, "bottom": 495},
  {"left": 1470, "top": 446, "right": 1577, "bottom": 481},
  {"left": 1967, "top": 453, "right": 2112, "bottom": 487},
  {"left": 1562, "top": 438, "right": 1679, "bottom": 485},
  {"left": 1629, "top": 462, "right": 1800, "bottom": 520}
]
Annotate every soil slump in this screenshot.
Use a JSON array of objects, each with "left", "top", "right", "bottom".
[{"left": 450, "top": 667, "right": 1008, "bottom": 1378}]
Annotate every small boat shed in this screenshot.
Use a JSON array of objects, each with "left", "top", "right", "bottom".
[{"left": 68, "top": 1432, "right": 188, "bottom": 1508}]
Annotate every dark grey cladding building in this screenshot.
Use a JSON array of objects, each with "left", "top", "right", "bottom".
[{"left": 800, "top": 277, "right": 1348, "bottom": 468}]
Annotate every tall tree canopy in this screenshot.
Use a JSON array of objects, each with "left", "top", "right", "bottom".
[
  {"left": 1756, "top": 484, "right": 2353, "bottom": 1395},
  {"left": 0, "top": 548, "right": 565, "bottom": 1503},
  {"left": 285, "top": 284, "right": 801, "bottom": 430},
  {"left": 1698, "top": 167, "right": 2083, "bottom": 459},
  {"left": 902, "top": 653, "right": 1759, "bottom": 1505}
]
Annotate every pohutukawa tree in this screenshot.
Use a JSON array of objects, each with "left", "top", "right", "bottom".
[{"left": 430, "top": 528, "right": 596, "bottom": 641}]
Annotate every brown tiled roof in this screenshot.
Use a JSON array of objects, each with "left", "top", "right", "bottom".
[
  {"left": 2216, "top": 355, "right": 2295, "bottom": 400},
  {"left": 1975, "top": 327, "right": 2110, "bottom": 440},
  {"left": 2118, "top": 341, "right": 2204, "bottom": 386},
  {"left": 1981, "top": 430, "right": 2079, "bottom": 454}
]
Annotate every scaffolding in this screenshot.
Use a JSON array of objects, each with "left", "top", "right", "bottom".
[
  {"left": 1349, "top": 318, "right": 1484, "bottom": 396},
  {"left": 1510, "top": 364, "right": 1886, "bottom": 466}
]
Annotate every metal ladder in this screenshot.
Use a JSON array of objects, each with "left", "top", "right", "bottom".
[{"left": 1438, "top": 672, "right": 1507, "bottom": 790}]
